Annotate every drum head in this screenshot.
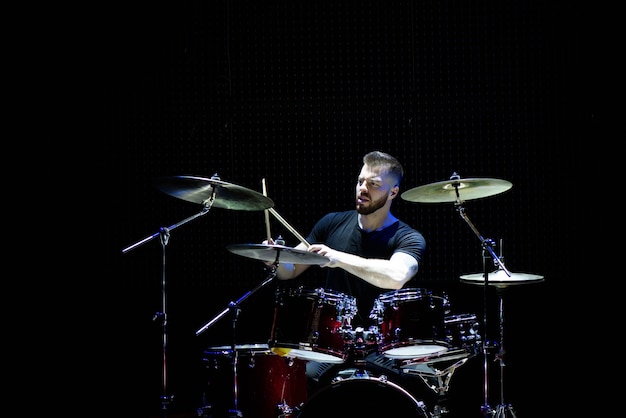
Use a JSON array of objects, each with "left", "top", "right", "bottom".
[{"left": 384, "top": 344, "right": 448, "bottom": 360}]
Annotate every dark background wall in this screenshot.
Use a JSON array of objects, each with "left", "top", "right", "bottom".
[{"left": 97, "top": 1, "right": 589, "bottom": 417}]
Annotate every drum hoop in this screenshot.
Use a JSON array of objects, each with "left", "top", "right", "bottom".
[
  {"left": 203, "top": 343, "right": 270, "bottom": 358},
  {"left": 308, "top": 375, "right": 424, "bottom": 410},
  {"left": 332, "top": 375, "right": 416, "bottom": 392},
  {"left": 379, "top": 339, "right": 450, "bottom": 356},
  {"left": 377, "top": 287, "right": 443, "bottom": 304},
  {"left": 400, "top": 346, "right": 475, "bottom": 368},
  {"left": 444, "top": 313, "right": 477, "bottom": 324},
  {"left": 291, "top": 286, "right": 356, "bottom": 304}
]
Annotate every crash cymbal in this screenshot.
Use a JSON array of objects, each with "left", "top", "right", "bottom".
[
  {"left": 460, "top": 269, "right": 544, "bottom": 288},
  {"left": 156, "top": 175, "right": 274, "bottom": 211},
  {"left": 401, "top": 178, "right": 512, "bottom": 203},
  {"left": 226, "top": 243, "right": 330, "bottom": 265}
]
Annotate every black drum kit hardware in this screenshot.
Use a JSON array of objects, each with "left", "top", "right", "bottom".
[{"left": 122, "top": 173, "right": 543, "bottom": 418}]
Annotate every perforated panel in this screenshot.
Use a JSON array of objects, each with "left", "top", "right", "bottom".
[{"left": 105, "top": 1, "right": 584, "bottom": 416}]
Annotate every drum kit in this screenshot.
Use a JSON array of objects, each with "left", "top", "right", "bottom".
[{"left": 122, "top": 172, "right": 543, "bottom": 418}]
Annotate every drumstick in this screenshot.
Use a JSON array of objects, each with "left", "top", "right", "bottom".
[
  {"left": 268, "top": 207, "right": 311, "bottom": 248},
  {"left": 262, "top": 178, "right": 271, "bottom": 242}
]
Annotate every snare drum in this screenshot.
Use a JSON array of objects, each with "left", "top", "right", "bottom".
[
  {"left": 270, "top": 286, "right": 357, "bottom": 363},
  {"left": 370, "top": 288, "right": 450, "bottom": 359},
  {"left": 400, "top": 313, "right": 482, "bottom": 386}
]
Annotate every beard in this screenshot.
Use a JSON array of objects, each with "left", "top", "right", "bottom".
[{"left": 356, "top": 193, "right": 388, "bottom": 215}]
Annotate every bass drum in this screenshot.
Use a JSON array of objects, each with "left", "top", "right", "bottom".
[{"left": 297, "top": 376, "right": 428, "bottom": 417}]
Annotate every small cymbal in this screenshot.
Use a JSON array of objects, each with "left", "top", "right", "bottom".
[
  {"left": 226, "top": 243, "right": 330, "bottom": 265},
  {"left": 460, "top": 269, "right": 544, "bottom": 288},
  {"left": 401, "top": 178, "right": 512, "bottom": 203},
  {"left": 156, "top": 175, "right": 274, "bottom": 211}
]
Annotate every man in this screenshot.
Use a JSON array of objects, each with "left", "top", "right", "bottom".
[
  {"left": 266, "top": 150, "right": 425, "bottom": 321},
  {"left": 264, "top": 151, "right": 427, "bottom": 396}
]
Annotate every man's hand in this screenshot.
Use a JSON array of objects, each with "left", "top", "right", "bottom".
[{"left": 308, "top": 244, "right": 340, "bottom": 267}]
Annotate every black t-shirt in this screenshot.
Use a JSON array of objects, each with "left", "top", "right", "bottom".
[{"left": 306, "top": 210, "right": 426, "bottom": 326}]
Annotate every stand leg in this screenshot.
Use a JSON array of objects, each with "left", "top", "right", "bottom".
[
  {"left": 493, "top": 404, "right": 518, "bottom": 417},
  {"left": 158, "top": 228, "right": 173, "bottom": 416},
  {"left": 228, "top": 302, "right": 243, "bottom": 417},
  {"left": 492, "top": 289, "right": 517, "bottom": 417}
]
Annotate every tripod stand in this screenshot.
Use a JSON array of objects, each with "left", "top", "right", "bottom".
[
  {"left": 123, "top": 206, "right": 213, "bottom": 415},
  {"left": 122, "top": 174, "right": 275, "bottom": 416},
  {"left": 400, "top": 173, "right": 544, "bottom": 417}
]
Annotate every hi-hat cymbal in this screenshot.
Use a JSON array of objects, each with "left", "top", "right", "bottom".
[
  {"left": 156, "top": 175, "right": 274, "bottom": 211},
  {"left": 401, "top": 178, "right": 512, "bottom": 203},
  {"left": 460, "top": 269, "right": 544, "bottom": 288},
  {"left": 226, "top": 243, "right": 330, "bottom": 265}
]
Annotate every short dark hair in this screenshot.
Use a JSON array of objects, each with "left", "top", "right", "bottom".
[{"left": 363, "top": 151, "right": 404, "bottom": 185}]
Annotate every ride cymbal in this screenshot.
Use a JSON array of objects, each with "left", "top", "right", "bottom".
[
  {"left": 401, "top": 178, "right": 512, "bottom": 203},
  {"left": 226, "top": 243, "right": 330, "bottom": 265},
  {"left": 157, "top": 175, "right": 274, "bottom": 211},
  {"left": 460, "top": 269, "right": 544, "bottom": 288}
]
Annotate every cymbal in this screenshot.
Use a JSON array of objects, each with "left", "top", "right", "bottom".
[
  {"left": 226, "top": 243, "right": 330, "bottom": 265},
  {"left": 156, "top": 175, "right": 274, "bottom": 211},
  {"left": 460, "top": 269, "right": 544, "bottom": 288},
  {"left": 401, "top": 178, "right": 512, "bottom": 203}
]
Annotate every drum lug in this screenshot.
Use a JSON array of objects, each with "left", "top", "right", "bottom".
[{"left": 484, "top": 340, "right": 499, "bottom": 353}]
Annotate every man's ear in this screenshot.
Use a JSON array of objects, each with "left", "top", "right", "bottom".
[{"left": 389, "top": 186, "right": 399, "bottom": 199}]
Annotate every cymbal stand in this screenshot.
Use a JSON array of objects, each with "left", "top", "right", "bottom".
[
  {"left": 452, "top": 191, "right": 510, "bottom": 417},
  {"left": 123, "top": 202, "right": 214, "bottom": 417},
  {"left": 491, "top": 286, "right": 518, "bottom": 417},
  {"left": 195, "top": 262, "right": 278, "bottom": 417}
]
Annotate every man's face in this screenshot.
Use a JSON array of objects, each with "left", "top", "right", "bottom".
[{"left": 355, "top": 165, "right": 396, "bottom": 215}]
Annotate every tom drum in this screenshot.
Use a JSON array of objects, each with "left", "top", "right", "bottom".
[
  {"left": 270, "top": 286, "right": 357, "bottom": 363},
  {"left": 370, "top": 288, "right": 450, "bottom": 359}
]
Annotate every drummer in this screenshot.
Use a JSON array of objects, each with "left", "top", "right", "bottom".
[{"left": 262, "top": 151, "right": 426, "bottom": 385}]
